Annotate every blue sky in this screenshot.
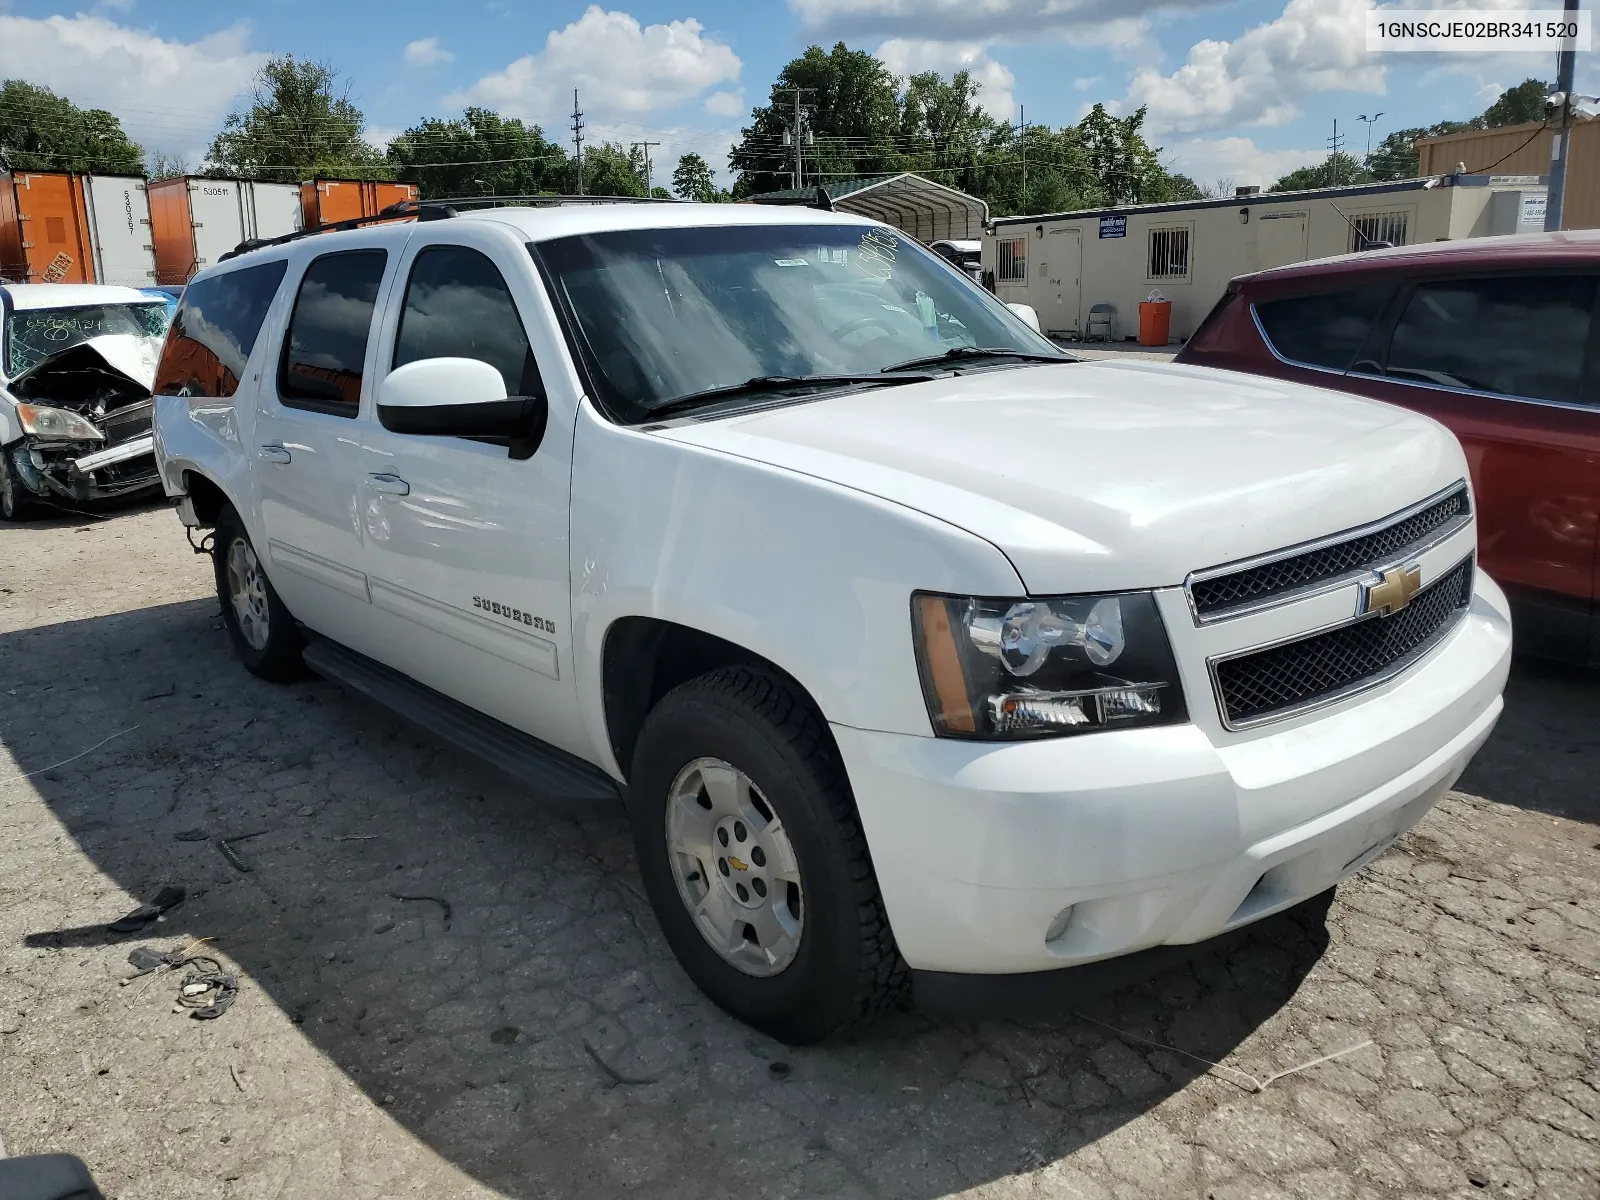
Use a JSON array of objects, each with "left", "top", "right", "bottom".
[{"left": 0, "top": 0, "right": 1571, "bottom": 189}]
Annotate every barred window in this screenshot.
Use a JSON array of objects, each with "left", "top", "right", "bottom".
[
  {"left": 996, "top": 237, "right": 1027, "bottom": 283},
  {"left": 1350, "top": 211, "right": 1408, "bottom": 251},
  {"left": 1148, "top": 227, "right": 1190, "bottom": 280}
]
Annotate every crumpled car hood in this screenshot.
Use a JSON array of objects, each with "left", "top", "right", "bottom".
[{"left": 8, "top": 333, "right": 160, "bottom": 408}]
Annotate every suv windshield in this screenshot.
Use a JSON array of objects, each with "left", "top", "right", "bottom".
[
  {"left": 5, "top": 302, "right": 172, "bottom": 379},
  {"left": 535, "top": 223, "right": 1065, "bottom": 422}
]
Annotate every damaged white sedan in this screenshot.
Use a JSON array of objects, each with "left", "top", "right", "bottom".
[{"left": 0, "top": 283, "right": 171, "bottom": 520}]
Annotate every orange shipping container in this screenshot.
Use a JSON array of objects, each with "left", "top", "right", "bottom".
[
  {"left": 0, "top": 172, "right": 95, "bottom": 285},
  {"left": 299, "top": 178, "right": 419, "bottom": 229},
  {"left": 148, "top": 176, "right": 302, "bottom": 285}
]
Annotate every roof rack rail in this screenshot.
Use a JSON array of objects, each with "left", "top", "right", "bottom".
[
  {"left": 745, "top": 187, "right": 835, "bottom": 212},
  {"left": 215, "top": 192, "right": 681, "bottom": 265}
]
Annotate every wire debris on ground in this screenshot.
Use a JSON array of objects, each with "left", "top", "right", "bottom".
[
  {"left": 581, "top": 1038, "right": 656, "bottom": 1088},
  {"left": 1071, "top": 1011, "right": 1374, "bottom": 1094},
  {"left": 123, "top": 943, "right": 238, "bottom": 1019},
  {"left": 0, "top": 726, "right": 138, "bottom": 786},
  {"left": 389, "top": 893, "right": 452, "bottom": 923}
]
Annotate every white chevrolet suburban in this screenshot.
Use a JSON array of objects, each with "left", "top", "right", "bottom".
[{"left": 152, "top": 201, "right": 1511, "bottom": 1043}]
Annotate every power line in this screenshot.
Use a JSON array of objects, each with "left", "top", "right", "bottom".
[{"left": 630, "top": 139, "right": 660, "bottom": 193}]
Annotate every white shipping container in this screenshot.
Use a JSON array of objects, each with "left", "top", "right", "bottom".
[
  {"left": 82, "top": 174, "right": 156, "bottom": 286},
  {"left": 188, "top": 179, "right": 300, "bottom": 270}
]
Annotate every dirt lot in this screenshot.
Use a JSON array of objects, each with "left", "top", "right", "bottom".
[{"left": 1, "top": 503, "right": 1597, "bottom": 1200}]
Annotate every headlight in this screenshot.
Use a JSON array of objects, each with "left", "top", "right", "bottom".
[
  {"left": 912, "top": 591, "right": 1186, "bottom": 739},
  {"left": 16, "top": 404, "right": 104, "bottom": 442}
]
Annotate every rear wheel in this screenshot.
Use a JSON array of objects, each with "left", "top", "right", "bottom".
[
  {"left": 630, "top": 666, "right": 906, "bottom": 1043},
  {"left": 0, "top": 450, "right": 32, "bottom": 522},
  {"left": 214, "top": 505, "right": 304, "bottom": 681}
]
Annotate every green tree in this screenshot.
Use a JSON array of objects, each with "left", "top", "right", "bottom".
[
  {"left": 387, "top": 108, "right": 567, "bottom": 199},
  {"left": 1078, "top": 104, "right": 1175, "bottom": 205},
  {"left": 0, "top": 80, "right": 143, "bottom": 174},
  {"left": 672, "top": 151, "right": 719, "bottom": 201},
  {"left": 730, "top": 43, "right": 903, "bottom": 195},
  {"left": 209, "top": 56, "right": 387, "bottom": 182},
  {"left": 898, "top": 69, "right": 994, "bottom": 189},
  {"left": 1483, "top": 78, "right": 1550, "bottom": 127},
  {"left": 1272, "top": 152, "right": 1373, "bottom": 191},
  {"left": 579, "top": 142, "right": 646, "bottom": 197}
]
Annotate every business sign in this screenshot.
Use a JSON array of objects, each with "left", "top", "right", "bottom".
[
  {"left": 1099, "top": 215, "right": 1127, "bottom": 239},
  {"left": 1518, "top": 191, "right": 1547, "bottom": 231}
]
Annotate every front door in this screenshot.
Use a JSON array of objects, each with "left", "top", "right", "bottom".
[
  {"left": 353, "top": 226, "right": 588, "bottom": 757},
  {"left": 1345, "top": 271, "right": 1600, "bottom": 660},
  {"left": 254, "top": 242, "right": 395, "bottom": 650},
  {"left": 1040, "top": 228, "right": 1081, "bottom": 337},
  {"left": 1255, "top": 212, "right": 1307, "bottom": 271}
]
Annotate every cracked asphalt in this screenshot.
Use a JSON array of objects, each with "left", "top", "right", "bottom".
[{"left": 1, "top": 503, "right": 1597, "bottom": 1200}]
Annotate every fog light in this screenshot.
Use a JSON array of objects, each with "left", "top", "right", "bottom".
[{"left": 1044, "top": 905, "right": 1076, "bottom": 944}]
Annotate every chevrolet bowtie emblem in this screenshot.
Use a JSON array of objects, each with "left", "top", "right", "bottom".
[
  {"left": 1361, "top": 563, "right": 1423, "bottom": 616},
  {"left": 726, "top": 855, "right": 749, "bottom": 872}
]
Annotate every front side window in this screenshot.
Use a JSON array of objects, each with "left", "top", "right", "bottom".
[
  {"left": 393, "top": 245, "right": 541, "bottom": 397},
  {"left": 7, "top": 301, "right": 170, "bottom": 379},
  {"left": 1254, "top": 284, "right": 1392, "bottom": 371},
  {"left": 1384, "top": 275, "right": 1595, "bottom": 405},
  {"left": 153, "top": 261, "right": 287, "bottom": 397},
  {"left": 535, "top": 223, "right": 1061, "bottom": 424},
  {"left": 279, "top": 249, "right": 388, "bottom": 416}
]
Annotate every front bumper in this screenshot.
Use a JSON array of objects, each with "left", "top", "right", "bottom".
[
  {"left": 7, "top": 434, "right": 160, "bottom": 503},
  {"left": 834, "top": 571, "right": 1511, "bottom": 978}
]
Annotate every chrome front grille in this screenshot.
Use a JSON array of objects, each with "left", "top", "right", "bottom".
[
  {"left": 1188, "top": 485, "right": 1471, "bottom": 621},
  {"left": 1211, "top": 555, "right": 1475, "bottom": 729}
]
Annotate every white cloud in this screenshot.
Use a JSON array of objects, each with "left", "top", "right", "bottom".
[
  {"left": 404, "top": 37, "right": 454, "bottom": 67},
  {"left": 788, "top": 0, "right": 1175, "bottom": 44},
  {"left": 584, "top": 119, "right": 742, "bottom": 187},
  {"left": 0, "top": 14, "right": 265, "bottom": 163},
  {"left": 1162, "top": 136, "right": 1326, "bottom": 190},
  {"left": 450, "top": 5, "right": 741, "bottom": 125},
  {"left": 874, "top": 38, "right": 1015, "bottom": 119},
  {"left": 1074, "top": 76, "right": 1103, "bottom": 93},
  {"left": 703, "top": 89, "right": 744, "bottom": 117},
  {"left": 365, "top": 124, "right": 403, "bottom": 152}
]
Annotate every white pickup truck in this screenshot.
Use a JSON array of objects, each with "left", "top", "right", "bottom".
[{"left": 152, "top": 201, "right": 1511, "bottom": 1043}]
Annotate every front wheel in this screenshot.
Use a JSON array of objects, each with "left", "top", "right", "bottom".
[
  {"left": 213, "top": 505, "right": 304, "bottom": 681},
  {"left": 0, "top": 449, "right": 33, "bottom": 522},
  {"left": 630, "top": 666, "right": 906, "bottom": 1043}
]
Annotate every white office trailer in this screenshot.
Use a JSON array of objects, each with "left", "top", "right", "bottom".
[{"left": 983, "top": 175, "right": 1550, "bottom": 342}]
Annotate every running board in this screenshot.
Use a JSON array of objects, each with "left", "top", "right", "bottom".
[{"left": 301, "top": 638, "right": 621, "bottom": 805}]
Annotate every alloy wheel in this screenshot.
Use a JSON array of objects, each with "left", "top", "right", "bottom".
[{"left": 225, "top": 536, "right": 271, "bottom": 651}]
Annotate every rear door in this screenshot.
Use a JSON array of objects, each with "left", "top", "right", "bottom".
[
  {"left": 83, "top": 176, "right": 156, "bottom": 287},
  {"left": 1343, "top": 271, "right": 1600, "bottom": 659},
  {"left": 14, "top": 173, "right": 92, "bottom": 284}
]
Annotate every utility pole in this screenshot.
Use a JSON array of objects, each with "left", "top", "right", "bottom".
[
  {"left": 570, "top": 89, "right": 585, "bottom": 196},
  {"left": 1019, "top": 104, "right": 1027, "bottom": 209},
  {"left": 775, "top": 87, "right": 812, "bottom": 189},
  {"left": 1327, "top": 118, "right": 1346, "bottom": 185},
  {"left": 631, "top": 139, "right": 661, "bottom": 194},
  {"left": 1546, "top": 0, "right": 1580, "bottom": 231}
]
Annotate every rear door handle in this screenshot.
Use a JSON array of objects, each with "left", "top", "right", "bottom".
[
  {"left": 367, "top": 472, "right": 410, "bottom": 496},
  {"left": 258, "top": 443, "right": 291, "bottom": 465}
]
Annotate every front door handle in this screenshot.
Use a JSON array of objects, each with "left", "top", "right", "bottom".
[
  {"left": 367, "top": 472, "right": 410, "bottom": 496},
  {"left": 258, "top": 443, "right": 291, "bottom": 465}
]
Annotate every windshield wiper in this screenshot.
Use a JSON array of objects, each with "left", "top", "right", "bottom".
[
  {"left": 881, "top": 346, "right": 1077, "bottom": 373},
  {"left": 644, "top": 372, "right": 937, "bottom": 419}
]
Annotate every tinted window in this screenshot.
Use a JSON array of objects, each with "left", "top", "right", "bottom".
[
  {"left": 153, "top": 262, "right": 286, "bottom": 397},
  {"left": 280, "top": 250, "right": 387, "bottom": 415},
  {"left": 1384, "top": 275, "right": 1595, "bottom": 404},
  {"left": 393, "top": 246, "right": 541, "bottom": 396},
  {"left": 1254, "top": 285, "right": 1391, "bottom": 370}
]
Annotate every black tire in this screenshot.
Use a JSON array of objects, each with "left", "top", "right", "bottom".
[
  {"left": 630, "top": 665, "right": 907, "bottom": 1043},
  {"left": 0, "top": 448, "right": 32, "bottom": 522},
  {"left": 213, "top": 504, "right": 304, "bottom": 681}
]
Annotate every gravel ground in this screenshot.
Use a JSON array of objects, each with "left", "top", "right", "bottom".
[{"left": 0, "top": 503, "right": 1596, "bottom": 1200}]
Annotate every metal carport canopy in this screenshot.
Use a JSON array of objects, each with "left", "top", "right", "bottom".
[{"left": 748, "top": 173, "right": 989, "bottom": 242}]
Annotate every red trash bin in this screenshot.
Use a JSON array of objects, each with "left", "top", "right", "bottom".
[{"left": 1138, "top": 299, "right": 1172, "bottom": 346}]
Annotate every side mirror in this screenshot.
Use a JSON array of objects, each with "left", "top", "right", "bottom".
[
  {"left": 1007, "top": 302, "right": 1041, "bottom": 333},
  {"left": 377, "top": 357, "right": 547, "bottom": 460}
]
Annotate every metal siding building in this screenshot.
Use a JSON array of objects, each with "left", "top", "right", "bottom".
[
  {"left": 1417, "top": 121, "right": 1600, "bottom": 232},
  {"left": 983, "top": 175, "right": 1547, "bottom": 342}
]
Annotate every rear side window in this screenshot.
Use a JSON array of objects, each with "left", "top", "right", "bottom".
[
  {"left": 393, "top": 245, "right": 542, "bottom": 396},
  {"left": 1254, "top": 285, "right": 1391, "bottom": 370},
  {"left": 152, "top": 260, "right": 287, "bottom": 397},
  {"left": 279, "top": 250, "right": 388, "bottom": 416},
  {"left": 1383, "top": 275, "right": 1595, "bottom": 404}
]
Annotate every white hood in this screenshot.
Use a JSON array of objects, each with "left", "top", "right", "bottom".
[{"left": 660, "top": 359, "right": 1468, "bottom": 593}]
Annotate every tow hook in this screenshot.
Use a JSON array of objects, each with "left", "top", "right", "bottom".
[{"left": 186, "top": 526, "right": 216, "bottom": 556}]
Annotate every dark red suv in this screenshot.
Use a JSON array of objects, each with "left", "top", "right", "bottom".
[{"left": 1178, "top": 232, "right": 1600, "bottom": 665}]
